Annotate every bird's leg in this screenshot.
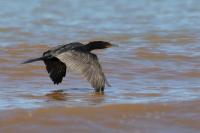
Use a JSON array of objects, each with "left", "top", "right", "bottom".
[
  {"left": 100, "top": 87, "right": 104, "bottom": 92},
  {"left": 95, "top": 87, "right": 104, "bottom": 94},
  {"left": 52, "top": 89, "right": 64, "bottom": 93}
]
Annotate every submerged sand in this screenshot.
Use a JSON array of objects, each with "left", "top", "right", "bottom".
[{"left": 0, "top": 102, "right": 200, "bottom": 133}]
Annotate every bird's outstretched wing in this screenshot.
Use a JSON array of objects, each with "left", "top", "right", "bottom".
[
  {"left": 43, "top": 57, "right": 67, "bottom": 84},
  {"left": 56, "top": 51, "right": 110, "bottom": 92}
]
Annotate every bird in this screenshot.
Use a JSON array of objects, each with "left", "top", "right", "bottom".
[{"left": 22, "top": 41, "right": 116, "bottom": 92}]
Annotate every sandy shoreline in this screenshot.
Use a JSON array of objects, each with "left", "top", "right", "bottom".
[{"left": 0, "top": 101, "right": 199, "bottom": 133}]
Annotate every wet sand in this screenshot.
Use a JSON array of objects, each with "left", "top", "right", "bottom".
[{"left": 0, "top": 102, "right": 200, "bottom": 133}]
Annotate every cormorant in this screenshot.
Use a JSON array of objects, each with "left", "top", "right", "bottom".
[{"left": 22, "top": 41, "right": 116, "bottom": 92}]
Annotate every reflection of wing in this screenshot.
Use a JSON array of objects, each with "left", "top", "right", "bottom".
[
  {"left": 44, "top": 58, "right": 66, "bottom": 84},
  {"left": 57, "top": 51, "right": 110, "bottom": 92}
]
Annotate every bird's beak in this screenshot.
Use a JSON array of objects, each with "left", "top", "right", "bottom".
[{"left": 111, "top": 44, "right": 119, "bottom": 47}]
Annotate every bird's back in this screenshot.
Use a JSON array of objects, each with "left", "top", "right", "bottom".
[{"left": 43, "top": 42, "right": 84, "bottom": 57}]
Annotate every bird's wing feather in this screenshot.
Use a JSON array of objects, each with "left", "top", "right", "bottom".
[
  {"left": 57, "top": 50, "right": 110, "bottom": 91},
  {"left": 43, "top": 57, "right": 66, "bottom": 84}
]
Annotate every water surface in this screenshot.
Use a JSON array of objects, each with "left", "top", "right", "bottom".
[{"left": 0, "top": 0, "right": 200, "bottom": 133}]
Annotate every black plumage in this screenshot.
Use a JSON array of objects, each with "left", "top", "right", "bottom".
[
  {"left": 43, "top": 57, "right": 66, "bottom": 84},
  {"left": 22, "top": 41, "right": 115, "bottom": 92}
]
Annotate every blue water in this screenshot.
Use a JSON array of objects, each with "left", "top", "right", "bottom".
[
  {"left": 0, "top": 0, "right": 200, "bottom": 109},
  {"left": 0, "top": 0, "right": 200, "bottom": 45}
]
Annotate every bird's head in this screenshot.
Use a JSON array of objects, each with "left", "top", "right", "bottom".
[{"left": 87, "top": 41, "right": 118, "bottom": 49}]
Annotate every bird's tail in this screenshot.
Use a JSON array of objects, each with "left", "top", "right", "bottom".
[{"left": 22, "top": 56, "right": 47, "bottom": 64}]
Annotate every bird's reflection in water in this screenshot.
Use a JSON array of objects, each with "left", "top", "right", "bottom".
[
  {"left": 45, "top": 89, "right": 67, "bottom": 101},
  {"left": 45, "top": 88, "right": 106, "bottom": 105}
]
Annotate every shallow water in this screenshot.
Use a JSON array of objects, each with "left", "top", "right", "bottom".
[{"left": 0, "top": 0, "right": 200, "bottom": 133}]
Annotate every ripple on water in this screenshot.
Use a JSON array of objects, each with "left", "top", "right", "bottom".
[{"left": 0, "top": 0, "right": 200, "bottom": 132}]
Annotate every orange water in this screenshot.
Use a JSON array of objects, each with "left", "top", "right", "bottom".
[{"left": 0, "top": 0, "right": 200, "bottom": 133}]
